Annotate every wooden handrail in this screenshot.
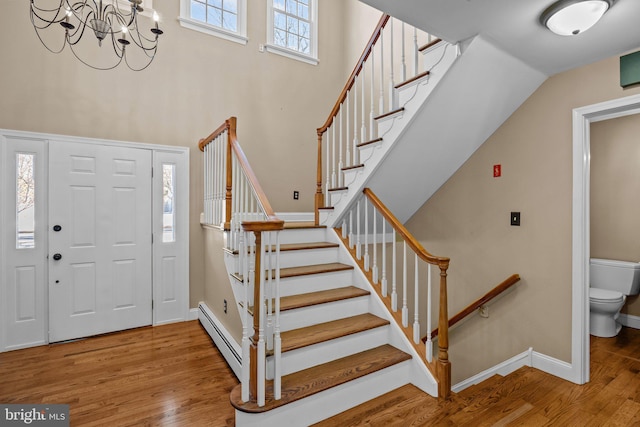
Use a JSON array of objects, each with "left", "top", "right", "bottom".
[
  {"left": 198, "top": 120, "right": 230, "bottom": 152},
  {"left": 364, "top": 188, "right": 449, "bottom": 270},
  {"left": 316, "top": 14, "right": 390, "bottom": 135},
  {"left": 428, "top": 274, "right": 521, "bottom": 339},
  {"left": 314, "top": 14, "right": 390, "bottom": 225}
]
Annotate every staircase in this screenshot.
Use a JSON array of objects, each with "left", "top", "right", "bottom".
[{"left": 230, "top": 223, "right": 437, "bottom": 426}]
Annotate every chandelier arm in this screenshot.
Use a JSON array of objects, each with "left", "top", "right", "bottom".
[
  {"left": 30, "top": 0, "right": 67, "bottom": 13},
  {"left": 124, "top": 51, "right": 155, "bottom": 72},
  {"left": 68, "top": 41, "right": 124, "bottom": 70},
  {"left": 30, "top": 9, "right": 65, "bottom": 30},
  {"left": 66, "top": 11, "right": 94, "bottom": 46}
]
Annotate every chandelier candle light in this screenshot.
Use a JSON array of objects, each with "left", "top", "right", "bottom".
[{"left": 30, "top": 0, "right": 163, "bottom": 71}]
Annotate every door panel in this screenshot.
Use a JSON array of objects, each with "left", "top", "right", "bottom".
[{"left": 49, "top": 141, "right": 152, "bottom": 342}]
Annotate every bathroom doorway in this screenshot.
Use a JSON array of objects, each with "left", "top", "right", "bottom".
[{"left": 573, "top": 93, "right": 640, "bottom": 384}]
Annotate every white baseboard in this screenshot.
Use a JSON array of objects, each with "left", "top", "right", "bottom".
[
  {"left": 620, "top": 313, "right": 640, "bottom": 329},
  {"left": 531, "top": 351, "right": 574, "bottom": 381},
  {"left": 452, "top": 348, "right": 533, "bottom": 392},
  {"left": 198, "top": 302, "right": 242, "bottom": 379},
  {"left": 188, "top": 307, "right": 199, "bottom": 321}
]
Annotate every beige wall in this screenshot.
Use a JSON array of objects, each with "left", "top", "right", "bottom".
[
  {"left": 591, "top": 115, "right": 640, "bottom": 316},
  {"left": 0, "top": 0, "right": 354, "bottom": 309},
  {"left": 406, "top": 50, "right": 640, "bottom": 384}
]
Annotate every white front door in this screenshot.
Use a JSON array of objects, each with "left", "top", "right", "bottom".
[{"left": 48, "top": 141, "right": 152, "bottom": 342}]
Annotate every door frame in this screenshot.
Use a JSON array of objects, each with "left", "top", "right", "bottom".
[
  {"left": 0, "top": 129, "right": 189, "bottom": 351},
  {"left": 572, "top": 92, "right": 640, "bottom": 384}
]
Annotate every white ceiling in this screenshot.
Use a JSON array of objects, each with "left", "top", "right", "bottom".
[{"left": 359, "top": 0, "right": 640, "bottom": 76}]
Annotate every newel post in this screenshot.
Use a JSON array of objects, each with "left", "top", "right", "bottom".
[
  {"left": 437, "top": 261, "right": 451, "bottom": 399},
  {"left": 249, "top": 230, "right": 262, "bottom": 401},
  {"left": 314, "top": 130, "right": 324, "bottom": 226},
  {"left": 224, "top": 117, "right": 236, "bottom": 230}
]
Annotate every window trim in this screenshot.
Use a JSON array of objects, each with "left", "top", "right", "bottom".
[
  {"left": 178, "top": 0, "right": 248, "bottom": 45},
  {"left": 266, "top": 0, "right": 318, "bottom": 65}
]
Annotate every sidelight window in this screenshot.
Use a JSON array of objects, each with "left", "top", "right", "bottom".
[
  {"left": 162, "top": 163, "right": 176, "bottom": 243},
  {"left": 16, "top": 153, "right": 35, "bottom": 249}
]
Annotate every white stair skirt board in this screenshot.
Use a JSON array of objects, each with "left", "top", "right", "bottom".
[
  {"left": 198, "top": 302, "right": 242, "bottom": 379},
  {"left": 619, "top": 313, "right": 640, "bottom": 329},
  {"left": 235, "top": 360, "right": 411, "bottom": 427},
  {"left": 452, "top": 348, "right": 533, "bottom": 393}
]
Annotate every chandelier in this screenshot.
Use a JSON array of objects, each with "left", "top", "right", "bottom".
[{"left": 29, "top": 0, "right": 163, "bottom": 71}]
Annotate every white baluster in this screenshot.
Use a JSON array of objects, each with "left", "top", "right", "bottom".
[
  {"left": 369, "top": 50, "right": 375, "bottom": 140},
  {"left": 349, "top": 209, "right": 354, "bottom": 249},
  {"left": 356, "top": 199, "right": 362, "bottom": 260},
  {"left": 413, "top": 253, "right": 420, "bottom": 344},
  {"left": 402, "top": 241, "right": 408, "bottom": 327},
  {"left": 372, "top": 207, "right": 378, "bottom": 284},
  {"left": 364, "top": 198, "right": 370, "bottom": 271},
  {"left": 401, "top": 22, "right": 407, "bottom": 82},
  {"left": 266, "top": 232, "right": 273, "bottom": 352},
  {"left": 426, "top": 263, "right": 433, "bottom": 363},
  {"left": 325, "top": 132, "right": 330, "bottom": 206},
  {"left": 345, "top": 95, "right": 351, "bottom": 168},
  {"left": 274, "top": 231, "right": 282, "bottom": 400},
  {"left": 391, "top": 229, "right": 397, "bottom": 311},
  {"left": 257, "top": 235, "right": 266, "bottom": 407},
  {"left": 379, "top": 29, "right": 385, "bottom": 115},
  {"left": 413, "top": 27, "right": 418, "bottom": 77},
  {"left": 381, "top": 218, "right": 388, "bottom": 296},
  {"left": 240, "top": 232, "right": 250, "bottom": 403},
  {"left": 361, "top": 67, "right": 367, "bottom": 143},
  {"left": 353, "top": 75, "right": 360, "bottom": 165},
  {"left": 331, "top": 123, "right": 336, "bottom": 189},
  {"left": 389, "top": 19, "right": 395, "bottom": 111},
  {"left": 338, "top": 106, "right": 343, "bottom": 187},
  {"left": 342, "top": 218, "right": 347, "bottom": 239}
]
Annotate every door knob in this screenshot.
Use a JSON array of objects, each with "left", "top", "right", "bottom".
[
  {"left": 52, "top": 253, "right": 62, "bottom": 261},
  {"left": 53, "top": 225, "right": 62, "bottom": 232}
]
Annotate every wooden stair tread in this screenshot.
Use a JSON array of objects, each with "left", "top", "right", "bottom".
[
  {"left": 232, "top": 262, "right": 353, "bottom": 282},
  {"left": 230, "top": 344, "right": 411, "bottom": 413},
  {"left": 312, "top": 384, "right": 433, "bottom": 426},
  {"left": 418, "top": 37, "right": 443, "bottom": 52},
  {"left": 277, "top": 241, "right": 339, "bottom": 252},
  {"left": 280, "top": 313, "right": 389, "bottom": 353},
  {"left": 374, "top": 107, "right": 404, "bottom": 121},
  {"left": 357, "top": 137, "right": 383, "bottom": 148},
  {"left": 245, "top": 286, "right": 370, "bottom": 316},
  {"left": 395, "top": 70, "right": 431, "bottom": 89},
  {"left": 280, "top": 286, "right": 369, "bottom": 312}
]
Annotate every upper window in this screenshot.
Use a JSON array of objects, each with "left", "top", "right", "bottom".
[
  {"left": 179, "top": 0, "right": 248, "bottom": 45},
  {"left": 267, "top": 0, "right": 318, "bottom": 65}
]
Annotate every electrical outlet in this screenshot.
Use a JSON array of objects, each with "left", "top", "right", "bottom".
[
  {"left": 224, "top": 299, "right": 227, "bottom": 314},
  {"left": 293, "top": 190, "right": 299, "bottom": 200},
  {"left": 479, "top": 305, "right": 489, "bottom": 318}
]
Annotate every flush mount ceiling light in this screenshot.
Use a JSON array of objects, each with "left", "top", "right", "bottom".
[{"left": 540, "top": 0, "right": 613, "bottom": 36}]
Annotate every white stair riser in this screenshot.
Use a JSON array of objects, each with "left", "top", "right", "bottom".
[
  {"left": 278, "top": 296, "right": 370, "bottom": 331},
  {"left": 266, "top": 326, "right": 389, "bottom": 379},
  {"left": 278, "top": 228, "right": 328, "bottom": 245},
  {"left": 278, "top": 270, "right": 354, "bottom": 297},
  {"left": 235, "top": 360, "right": 412, "bottom": 426},
  {"left": 277, "top": 247, "right": 340, "bottom": 269}
]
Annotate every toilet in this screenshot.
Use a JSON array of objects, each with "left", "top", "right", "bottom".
[{"left": 589, "top": 258, "right": 640, "bottom": 337}]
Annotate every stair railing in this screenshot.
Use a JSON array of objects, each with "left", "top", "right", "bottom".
[
  {"left": 315, "top": 14, "right": 437, "bottom": 225},
  {"left": 199, "top": 117, "right": 285, "bottom": 407},
  {"left": 428, "top": 274, "right": 521, "bottom": 339},
  {"left": 337, "top": 188, "right": 452, "bottom": 399}
]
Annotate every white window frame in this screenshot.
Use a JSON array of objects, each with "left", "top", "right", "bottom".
[
  {"left": 266, "top": 0, "right": 318, "bottom": 65},
  {"left": 178, "top": 0, "right": 248, "bottom": 45}
]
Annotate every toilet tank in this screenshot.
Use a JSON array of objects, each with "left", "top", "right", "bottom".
[{"left": 590, "top": 258, "right": 640, "bottom": 295}]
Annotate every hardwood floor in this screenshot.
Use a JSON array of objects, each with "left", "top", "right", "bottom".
[
  {"left": 0, "top": 321, "right": 239, "bottom": 426},
  {"left": 1, "top": 322, "right": 639, "bottom": 426}
]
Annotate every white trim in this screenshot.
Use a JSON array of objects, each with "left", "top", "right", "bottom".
[
  {"left": 178, "top": 0, "right": 248, "bottom": 45},
  {"left": 274, "top": 212, "right": 314, "bottom": 222},
  {"left": 619, "top": 313, "right": 640, "bottom": 329},
  {"left": 189, "top": 307, "right": 199, "bottom": 321},
  {"left": 177, "top": 17, "right": 248, "bottom": 45},
  {"left": 531, "top": 351, "right": 574, "bottom": 380},
  {"left": 452, "top": 348, "right": 533, "bottom": 392},
  {"left": 265, "top": 0, "right": 318, "bottom": 65},
  {"left": 572, "top": 93, "right": 640, "bottom": 384},
  {"left": 198, "top": 302, "right": 242, "bottom": 378}
]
